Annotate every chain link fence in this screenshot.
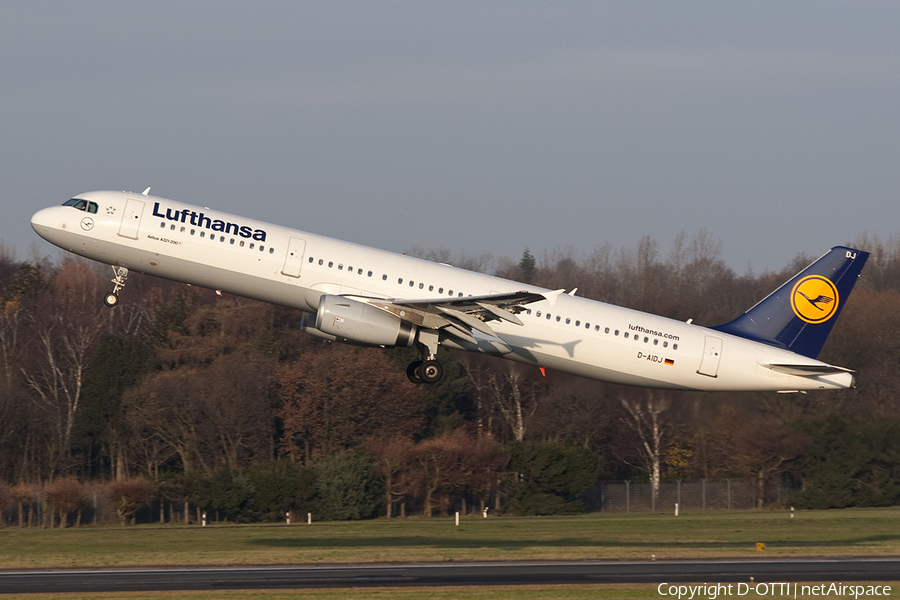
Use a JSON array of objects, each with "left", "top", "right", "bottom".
[{"left": 582, "top": 480, "right": 760, "bottom": 512}]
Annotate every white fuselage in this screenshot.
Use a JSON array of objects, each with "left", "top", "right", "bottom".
[{"left": 31, "top": 191, "right": 854, "bottom": 392}]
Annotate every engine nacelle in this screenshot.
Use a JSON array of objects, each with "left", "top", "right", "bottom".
[{"left": 309, "top": 295, "right": 417, "bottom": 348}]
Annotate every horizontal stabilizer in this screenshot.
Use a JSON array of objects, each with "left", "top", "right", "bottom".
[{"left": 761, "top": 362, "right": 854, "bottom": 377}]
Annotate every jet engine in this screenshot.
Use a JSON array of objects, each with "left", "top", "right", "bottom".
[{"left": 302, "top": 295, "right": 417, "bottom": 348}]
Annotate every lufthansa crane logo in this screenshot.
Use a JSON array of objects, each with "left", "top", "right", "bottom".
[{"left": 791, "top": 275, "right": 839, "bottom": 324}]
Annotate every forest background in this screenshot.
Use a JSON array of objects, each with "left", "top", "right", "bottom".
[{"left": 1, "top": 231, "right": 898, "bottom": 527}]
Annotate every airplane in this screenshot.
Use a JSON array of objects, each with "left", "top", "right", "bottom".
[{"left": 31, "top": 189, "right": 869, "bottom": 392}]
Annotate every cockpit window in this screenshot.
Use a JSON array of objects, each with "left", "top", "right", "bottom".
[{"left": 63, "top": 199, "right": 98, "bottom": 213}]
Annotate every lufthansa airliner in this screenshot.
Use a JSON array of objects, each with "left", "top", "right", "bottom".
[{"left": 31, "top": 189, "right": 868, "bottom": 391}]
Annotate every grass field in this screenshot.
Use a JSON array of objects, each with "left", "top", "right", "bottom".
[
  {"left": 1, "top": 508, "right": 898, "bottom": 599},
  {"left": 2, "top": 507, "right": 899, "bottom": 569}
]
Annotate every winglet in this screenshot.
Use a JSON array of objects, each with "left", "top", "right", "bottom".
[{"left": 142, "top": 187, "right": 151, "bottom": 196}]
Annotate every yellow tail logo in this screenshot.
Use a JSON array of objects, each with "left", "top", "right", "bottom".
[{"left": 791, "top": 276, "right": 839, "bottom": 323}]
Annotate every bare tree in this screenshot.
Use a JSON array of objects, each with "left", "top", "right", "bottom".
[
  {"left": 618, "top": 390, "right": 671, "bottom": 504},
  {"left": 460, "top": 357, "right": 541, "bottom": 442},
  {"left": 278, "top": 344, "right": 424, "bottom": 462},
  {"left": 368, "top": 436, "right": 416, "bottom": 518},
  {"left": 21, "top": 260, "right": 110, "bottom": 474}
]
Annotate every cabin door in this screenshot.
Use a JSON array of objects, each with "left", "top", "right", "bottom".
[
  {"left": 697, "top": 335, "right": 722, "bottom": 378},
  {"left": 281, "top": 237, "right": 307, "bottom": 278},
  {"left": 118, "top": 198, "right": 145, "bottom": 239}
]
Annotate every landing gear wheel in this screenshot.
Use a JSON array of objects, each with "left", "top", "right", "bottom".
[
  {"left": 416, "top": 360, "right": 444, "bottom": 384},
  {"left": 104, "top": 266, "right": 129, "bottom": 308},
  {"left": 407, "top": 361, "right": 423, "bottom": 384}
]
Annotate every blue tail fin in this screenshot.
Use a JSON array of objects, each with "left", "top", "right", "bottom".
[{"left": 711, "top": 246, "right": 868, "bottom": 358}]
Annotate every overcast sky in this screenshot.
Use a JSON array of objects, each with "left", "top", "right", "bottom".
[{"left": 3, "top": 1, "right": 899, "bottom": 274}]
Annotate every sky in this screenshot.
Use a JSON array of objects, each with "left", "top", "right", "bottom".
[{"left": 3, "top": 1, "right": 899, "bottom": 274}]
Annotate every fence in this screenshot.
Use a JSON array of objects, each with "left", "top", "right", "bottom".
[{"left": 582, "top": 480, "right": 759, "bottom": 513}]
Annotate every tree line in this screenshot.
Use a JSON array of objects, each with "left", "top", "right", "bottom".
[{"left": 0, "top": 231, "right": 898, "bottom": 525}]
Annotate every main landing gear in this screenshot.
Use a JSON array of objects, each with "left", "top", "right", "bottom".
[
  {"left": 407, "top": 359, "right": 443, "bottom": 385},
  {"left": 407, "top": 329, "right": 444, "bottom": 384},
  {"left": 103, "top": 266, "right": 129, "bottom": 307}
]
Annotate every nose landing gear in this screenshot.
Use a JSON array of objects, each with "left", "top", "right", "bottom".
[{"left": 103, "top": 266, "right": 129, "bottom": 307}]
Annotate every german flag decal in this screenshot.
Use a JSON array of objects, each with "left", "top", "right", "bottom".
[{"left": 664, "top": 358, "right": 675, "bottom": 366}]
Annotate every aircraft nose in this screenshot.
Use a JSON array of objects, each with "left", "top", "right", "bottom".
[{"left": 31, "top": 207, "right": 61, "bottom": 241}]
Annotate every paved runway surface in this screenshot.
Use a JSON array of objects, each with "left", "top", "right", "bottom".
[{"left": 2, "top": 558, "right": 899, "bottom": 594}]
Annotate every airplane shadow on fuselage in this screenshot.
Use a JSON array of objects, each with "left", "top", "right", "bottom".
[{"left": 499, "top": 334, "right": 582, "bottom": 362}]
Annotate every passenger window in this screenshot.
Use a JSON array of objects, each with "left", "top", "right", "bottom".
[
  {"left": 673, "top": 344, "right": 679, "bottom": 350},
  {"left": 338, "top": 264, "right": 343, "bottom": 270},
  {"left": 358, "top": 268, "right": 363, "bottom": 275},
  {"left": 419, "top": 283, "right": 424, "bottom": 289},
  {"left": 260, "top": 246, "right": 265, "bottom": 252},
  {"left": 644, "top": 337, "right": 649, "bottom": 343},
  {"left": 383, "top": 274, "right": 388, "bottom": 280},
  {"left": 269, "top": 248, "right": 274, "bottom": 254},
  {"left": 615, "top": 330, "right": 619, "bottom": 336},
  {"left": 160, "top": 222, "right": 165, "bottom": 229},
  {"left": 328, "top": 261, "right": 333, "bottom": 268},
  {"left": 171, "top": 225, "right": 176, "bottom": 231},
  {"left": 319, "top": 259, "right": 324, "bottom": 265},
  {"left": 546, "top": 313, "right": 551, "bottom": 320},
  {"left": 200, "top": 231, "right": 206, "bottom": 238},
  {"left": 536, "top": 311, "right": 541, "bottom": 317},
  {"left": 624, "top": 332, "right": 629, "bottom": 339},
  {"left": 368, "top": 271, "right": 373, "bottom": 277},
  {"left": 663, "top": 342, "right": 668, "bottom": 348},
  {"left": 398, "top": 278, "right": 403, "bottom": 284},
  {"left": 428, "top": 285, "right": 433, "bottom": 291},
  {"left": 230, "top": 239, "right": 235, "bottom": 245},
  {"left": 653, "top": 339, "right": 659, "bottom": 345}
]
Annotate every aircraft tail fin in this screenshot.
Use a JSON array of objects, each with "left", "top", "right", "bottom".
[{"left": 711, "top": 246, "right": 868, "bottom": 358}]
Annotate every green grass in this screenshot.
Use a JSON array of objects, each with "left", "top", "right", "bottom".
[{"left": 2, "top": 507, "right": 899, "bottom": 569}]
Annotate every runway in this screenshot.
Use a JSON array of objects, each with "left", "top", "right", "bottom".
[{"left": 1, "top": 558, "right": 898, "bottom": 594}]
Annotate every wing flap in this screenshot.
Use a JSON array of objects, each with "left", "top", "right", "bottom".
[{"left": 350, "top": 289, "right": 547, "bottom": 340}]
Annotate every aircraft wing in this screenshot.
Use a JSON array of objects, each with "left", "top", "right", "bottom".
[{"left": 350, "top": 290, "right": 550, "bottom": 343}]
